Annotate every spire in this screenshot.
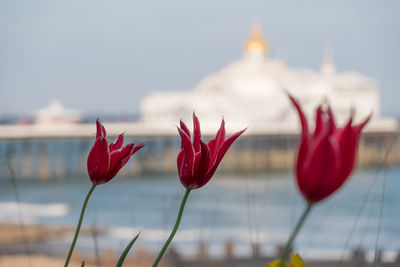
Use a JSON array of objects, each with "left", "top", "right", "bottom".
[
  {"left": 321, "top": 45, "right": 336, "bottom": 75},
  {"left": 244, "top": 23, "right": 269, "bottom": 56},
  {"left": 321, "top": 58, "right": 336, "bottom": 75}
]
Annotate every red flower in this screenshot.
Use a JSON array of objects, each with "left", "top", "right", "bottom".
[
  {"left": 289, "top": 95, "right": 371, "bottom": 203},
  {"left": 177, "top": 113, "right": 246, "bottom": 189},
  {"left": 87, "top": 120, "right": 144, "bottom": 184}
]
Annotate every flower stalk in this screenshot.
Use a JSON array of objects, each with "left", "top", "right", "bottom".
[
  {"left": 279, "top": 203, "right": 313, "bottom": 266},
  {"left": 152, "top": 188, "right": 191, "bottom": 267},
  {"left": 64, "top": 184, "right": 97, "bottom": 267}
]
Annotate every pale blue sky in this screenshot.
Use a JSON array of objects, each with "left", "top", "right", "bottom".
[{"left": 1, "top": 1, "right": 399, "bottom": 116}]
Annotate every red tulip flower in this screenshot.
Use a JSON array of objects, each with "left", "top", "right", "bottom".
[
  {"left": 153, "top": 114, "right": 245, "bottom": 267},
  {"left": 289, "top": 95, "right": 371, "bottom": 203},
  {"left": 177, "top": 113, "right": 246, "bottom": 189},
  {"left": 65, "top": 120, "right": 144, "bottom": 267},
  {"left": 87, "top": 120, "right": 144, "bottom": 185},
  {"left": 277, "top": 95, "right": 371, "bottom": 265}
]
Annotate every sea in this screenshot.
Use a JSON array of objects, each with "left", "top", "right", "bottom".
[{"left": 0, "top": 167, "right": 399, "bottom": 261}]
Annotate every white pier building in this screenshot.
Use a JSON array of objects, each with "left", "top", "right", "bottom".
[{"left": 141, "top": 24, "right": 397, "bottom": 133}]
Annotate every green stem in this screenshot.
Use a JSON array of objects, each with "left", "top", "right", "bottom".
[
  {"left": 279, "top": 203, "right": 313, "bottom": 266},
  {"left": 64, "top": 184, "right": 96, "bottom": 267},
  {"left": 152, "top": 188, "right": 191, "bottom": 267}
]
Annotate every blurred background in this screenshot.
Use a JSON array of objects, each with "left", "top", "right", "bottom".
[{"left": 0, "top": 1, "right": 399, "bottom": 266}]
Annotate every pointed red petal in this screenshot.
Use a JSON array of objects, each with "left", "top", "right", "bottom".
[
  {"left": 337, "top": 125, "right": 357, "bottom": 182},
  {"left": 192, "top": 140, "right": 211, "bottom": 189},
  {"left": 207, "top": 138, "right": 216, "bottom": 156},
  {"left": 106, "top": 143, "right": 144, "bottom": 182},
  {"left": 96, "top": 119, "right": 106, "bottom": 138},
  {"left": 295, "top": 136, "right": 309, "bottom": 189},
  {"left": 177, "top": 150, "right": 187, "bottom": 187},
  {"left": 321, "top": 113, "right": 370, "bottom": 201},
  {"left": 215, "top": 119, "right": 226, "bottom": 146},
  {"left": 288, "top": 94, "right": 309, "bottom": 141},
  {"left": 209, "top": 119, "right": 226, "bottom": 164},
  {"left": 193, "top": 151, "right": 202, "bottom": 178},
  {"left": 343, "top": 114, "right": 354, "bottom": 135},
  {"left": 355, "top": 113, "right": 372, "bottom": 134},
  {"left": 327, "top": 106, "right": 337, "bottom": 132},
  {"left": 335, "top": 114, "right": 356, "bottom": 176},
  {"left": 314, "top": 106, "right": 326, "bottom": 138},
  {"left": 192, "top": 113, "right": 201, "bottom": 153},
  {"left": 198, "top": 128, "right": 245, "bottom": 188},
  {"left": 106, "top": 145, "right": 133, "bottom": 182},
  {"left": 335, "top": 113, "right": 370, "bottom": 185},
  {"left": 87, "top": 136, "right": 110, "bottom": 184},
  {"left": 302, "top": 121, "right": 330, "bottom": 170},
  {"left": 180, "top": 120, "right": 191, "bottom": 138},
  {"left": 122, "top": 143, "right": 144, "bottom": 166},
  {"left": 177, "top": 127, "right": 195, "bottom": 187},
  {"left": 109, "top": 133, "right": 124, "bottom": 152},
  {"left": 298, "top": 133, "right": 340, "bottom": 203},
  {"left": 132, "top": 143, "right": 145, "bottom": 154},
  {"left": 289, "top": 94, "right": 312, "bottom": 189}
]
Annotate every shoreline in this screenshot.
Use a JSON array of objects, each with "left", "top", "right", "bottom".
[{"left": 0, "top": 223, "right": 399, "bottom": 266}]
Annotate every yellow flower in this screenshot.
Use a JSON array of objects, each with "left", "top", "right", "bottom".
[{"left": 266, "top": 254, "right": 305, "bottom": 267}]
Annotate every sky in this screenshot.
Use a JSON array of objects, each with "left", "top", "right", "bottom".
[{"left": 1, "top": 0, "right": 399, "bottom": 117}]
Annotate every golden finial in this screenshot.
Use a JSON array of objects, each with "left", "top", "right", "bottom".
[{"left": 244, "top": 23, "right": 269, "bottom": 55}]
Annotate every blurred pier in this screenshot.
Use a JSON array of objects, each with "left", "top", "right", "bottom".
[{"left": 0, "top": 123, "right": 399, "bottom": 180}]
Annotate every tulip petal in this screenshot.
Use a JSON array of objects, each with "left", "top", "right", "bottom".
[
  {"left": 317, "top": 137, "right": 342, "bottom": 199},
  {"left": 109, "top": 134, "right": 124, "bottom": 152},
  {"left": 295, "top": 137, "right": 309, "bottom": 182},
  {"left": 207, "top": 138, "right": 216, "bottom": 156},
  {"left": 87, "top": 136, "right": 110, "bottom": 184},
  {"left": 186, "top": 140, "right": 212, "bottom": 189},
  {"left": 193, "top": 113, "right": 201, "bottom": 153},
  {"left": 192, "top": 140, "right": 211, "bottom": 188},
  {"left": 335, "top": 116, "right": 360, "bottom": 184},
  {"left": 120, "top": 143, "right": 144, "bottom": 166},
  {"left": 207, "top": 138, "right": 218, "bottom": 172},
  {"left": 298, "top": 134, "right": 340, "bottom": 202},
  {"left": 180, "top": 120, "right": 191, "bottom": 139},
  {"left": 106, "top": 145, "right": 134, "bottom": 182},
  {"left": 298, "top": 112, "right": 337, "bottom": 201},
  {"left": 215, "top": 119, "right": 226, "bottom": 148},
  {"left": 121, "top": 143, "right": 145, "bottom": 168},
  {"left": 335, "top": 113, "right": 370, "bottom": 182},
  {"left": 208, "top": 119, "right": 226, "bottom": 164},
  {"left": 177, "top": 127, "right": 195, "bottom": 187},
  {"left": 289, "top": 95, "right": 312, "bottom": 183},
  {"left": 199, "top": 129, "right": 246, "bottom": 188},
  {"left": 355, "top": 113, "right": 372, "bottom": 134},
  {"left": 301, "top": 119, "right": 329, "bottom": 171},
  {"left": 96, "top": 119, "right": 106, "bottom": 138},
  {"left": 133, "top": 143, "right": 145, "bottom": 153},
  {"left": 288, "top": 94, "right": 309, "bottom": 141},
  {"left": 327, "top": 106, "right": 337, "bottom": 132},
  {"left": 193, "top": 151, "right": 202, "bottom": 178},
  {"left": 314, "top": 106, "right": 326, "bottom": 138},
  {"left": 177, "top": 150, "right": 189, "bottom": 188},
  {"left": 106, "top": 143, "right": 144, "bottom": 182}
]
